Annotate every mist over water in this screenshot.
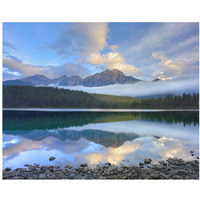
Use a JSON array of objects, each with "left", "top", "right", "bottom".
[{"left": 54, "top": 77, "right": 199, "bottom": 97}]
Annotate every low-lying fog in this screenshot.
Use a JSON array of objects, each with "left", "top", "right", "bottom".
[{"left": 49, "top": 77, "right": 199, "bottom": 97}]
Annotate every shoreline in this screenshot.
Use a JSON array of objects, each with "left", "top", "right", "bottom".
[
  {"left": 3, "top": 108, "right": 199, "bottom": 112},
  {"left": 3, "top": 157, "right": 199, "bottom": 180}
]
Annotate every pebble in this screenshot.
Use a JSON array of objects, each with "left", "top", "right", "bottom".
[
  {"left": 3, "top": 158, "right": 199, "bottom": 180},
  {"left": 4, "top": 167, "right": 11, "bottom": 172},
  {"left": 49, "top": 156, "right": 56, "bottom": 161},
  {"left": 117, "top": 168, "right": 123, "bottom": 173},
  {"left": 80, "top": 163, "right": 88, "bottom": 167},
  {"left": 144, "top": 159, "right": 152, "bottom": 164},
  {"left": 68, "top": 173, "right": 76, "bottom": 179},
  {"left": 39, "top": 173, "right": 46, "bottom": 179}
]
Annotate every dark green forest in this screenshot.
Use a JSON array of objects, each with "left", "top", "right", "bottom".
[{"left": 3, "top": 86, "right": 199, "bottom": 109}]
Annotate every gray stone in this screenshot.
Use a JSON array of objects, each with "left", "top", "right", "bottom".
[
  {"left": 49, "top": 156, "right": 56, "bottom": 161},
  {"left": 83, "top": 168, "right": 89, "bottom": 172},
  {"left": 144, "top": 159, "right": 152, "bottom": 164},
  {"left": 127, "top": 172, "right": 132, "bottom": 177},
  {"left": 117, "top": 167, "right": 124, "bottom": 173},
  {"left": 39, "top": 173, "right": 46, "bottom": 179},
  {"left": 150, "top": 173, "right": 160, "bottom": 179},
  {"left": 156, "top": 164, "right": 164, "bottom": 169},
  {"left": 68, "top": 173, "right": 76, "bottom": 179},
  {"left": 168, "top": 170, "right": 179, "bottom": 176},
  {"left": 80, "top": 163, "right": 88, "bottom": 167},
  {"left": 4, "top": 167, "right": 11, "bottom": 172}
]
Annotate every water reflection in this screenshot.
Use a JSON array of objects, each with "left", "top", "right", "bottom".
[
  {"left": 3, "top": 111, "right": 199, "bottom": 169},
  {"left": 3, "top": 111, "right": 199, "bottom": 131}
]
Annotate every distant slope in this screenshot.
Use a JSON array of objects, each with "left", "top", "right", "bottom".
[
  {"left": 3, "top": 69, "right": 141, "bottom": 87},
  {"left": 3, "top": 79, "right": 34, "bottom": 86}
]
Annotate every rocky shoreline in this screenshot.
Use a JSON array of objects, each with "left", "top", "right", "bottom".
[{"left": 3, "top": 157, "right": 199, "bottom": 180}]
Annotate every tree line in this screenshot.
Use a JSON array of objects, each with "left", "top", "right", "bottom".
[{"left": 3, "top": 86, "right": 199, "bottom": 109}]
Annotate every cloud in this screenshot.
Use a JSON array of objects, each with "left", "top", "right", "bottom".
[
  {"left": 125, "top": 23, "right": 198, "bottom": 58},
  {"left": 47, "top": 23, "right": 109, "bottom": 57},
  {"left": 60, "top": 77, "right": 199, "bottom": 97},
  {"left": 3, "top": 57, "right": 45, "bottom": 77},
  {"left": 87, "top": 52, "right": 143, "bottom": 76},
  {"left": 3, "top": 41, "right": 17, "bottom": 51},
  {"left": 45, "top": 63, "right": 89, "bottom": 78},
  {"left": 152, "top": 52, "right": 199, "bottom": 80},
  {"left": 122, "top": 23, "right": 199, "bottom": 79},
  {"left": 3, "top": 57, "right": 90, "bottom": 79},
  {"left": 109, "top": 45, "right": 119, "bottom": 51}
]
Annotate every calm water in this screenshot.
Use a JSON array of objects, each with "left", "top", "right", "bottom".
[{"left": 3, "top": 110, "right": 199, "bottom": 169}]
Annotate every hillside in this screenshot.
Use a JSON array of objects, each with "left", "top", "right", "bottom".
[{"left": 3, "top": 86, "right": 199, "bottom": 109}]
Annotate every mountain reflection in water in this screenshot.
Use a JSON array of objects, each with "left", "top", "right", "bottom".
[{"left": 3, "top": 111, "right": 199, "bottom": 169}]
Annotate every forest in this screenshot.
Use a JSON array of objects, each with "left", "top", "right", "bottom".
[{"left": 3, "top": 86, "right": 199, "bottom": 109}]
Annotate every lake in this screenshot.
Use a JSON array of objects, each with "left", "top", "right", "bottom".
[{"left": 3, "top": 110, "right": 199, "bottom": 169}]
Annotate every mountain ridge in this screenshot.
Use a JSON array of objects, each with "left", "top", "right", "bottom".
[{"left": 3, "top": 69, "right": 141, "bottom": 87}]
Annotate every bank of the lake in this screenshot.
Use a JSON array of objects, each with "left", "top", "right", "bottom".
[
  {"left": 3, "top": 108, "right": 199, "bottom": 112},
  {"left": 3, "top": 157, "right": 199, "bottom": 180}
]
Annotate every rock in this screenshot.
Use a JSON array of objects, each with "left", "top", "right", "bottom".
[
  {"left": 160, "top": 172, "right": 168, "bottom": 179},
  {"left": 190, "top": 151, "right": 194, "bottom": 153},
  {"left": 80, "top": 163, "right": 88, "bottom": 167},
  {"left": 39, "top": 173, "right": 46, "bottom": 179},
  {"left": 105, "top": 162, "right": 111, "bottom": 166},
  {"left": 159, "top": 160, "right": 167, "bottom": 165},
  {"left": 196, "top": 157, "right": 199, "bottom": 160},
  {"left": 156, "top": 164, "right": 164, "bottom": 169},
  {"left": 117, "top": 168, "right": 124, "bottom": 173},
  {"left": 139, "top": 162, "right": 144, "bottom": 166},
  {"left": 83, "top": 168, "right": 89, "bottom": 173},
  {"left": 150, "top": 173, "right": 160, "bottom": 179},
  {"left": 49, "top": 156, "right": 56, "bottom": 161},
  {"left": 68, "top": 173, "right": 76, "bottom": 179},
  {"left": 191, "top": 154, "right": 194, "bottom": 156},
  {"left": 4, "top": 167, "right": 11, "bottom": 172},
  {"left": 169, "top": 170, "right": 179, "bottom": 176},
  {"left": 144, "top": 159, "right": 152, "bottom": 164},
  {"left": 127, "top": 172, "right": 132, "bottom": 177},
  {"left": 178, "top": 170, "right": 188, "bottom": 175}
]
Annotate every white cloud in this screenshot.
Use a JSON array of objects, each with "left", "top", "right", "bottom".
[
  {"left": 122, "top": 23, "right": 199, "bottom": 79},
  {"left": 109, "top": 45, "right": 119, "bottom": 51},
  {"left": 3, "top": 57, "right": 45, "bottom": 77},
  {"left": 47, "top": 23, "right": 109, "bottom": 57},
  {"left": 152, "top": 52, "right": 198, "bottom": 80},
  {"left": 3, "top": 57, "right": 90, "bottom": 79},
  {"left": 87, "top": 52, "right": 142, "bottom": 76}
]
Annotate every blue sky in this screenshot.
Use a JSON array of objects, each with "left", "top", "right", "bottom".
[{"left": 3, "top": 22, "right": 199, "bottom": 81}]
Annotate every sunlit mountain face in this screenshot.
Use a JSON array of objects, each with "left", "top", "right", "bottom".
[
  {"left": 3, "top": 111, "right": 199, "bottom": 169},
  {"left": 3, "top": 22, "right": 199, "bottom": 98}
]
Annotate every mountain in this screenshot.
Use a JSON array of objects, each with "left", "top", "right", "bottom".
[
  {"left": 53, "top": 75, "right": 82, "bottom": 86},
  {"left": 82, "top": 69, "right": 140, "bottom": 87},
  {"left": 3, "top": 79, "right": 34, "bottom": 86},
  {"left": 3, "top": 69, "right": 141, "bottom": 87},
  {"left": 152, "top": 78, "right": 161, "bottom": 82},
  {"left": 21, "top": 74, "right": 52, "bottom": 85}
]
